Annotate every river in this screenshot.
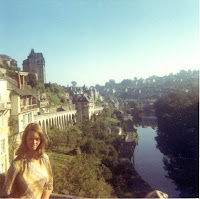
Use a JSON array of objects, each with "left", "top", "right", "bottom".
[{"left": 133, "top": 126, "right": 180, "bottom": 198}]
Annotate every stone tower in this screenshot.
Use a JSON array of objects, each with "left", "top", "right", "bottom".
[{"left": 22, "top": 49, "right": 46, "bottom": 83}]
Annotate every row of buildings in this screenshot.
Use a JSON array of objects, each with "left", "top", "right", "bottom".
[
  {"left": 0, "top": 64, "right": 103, "bottom": 174},
  {"left": 1, "top": 49, "right": 46, "bottom": 84},
  {"left": 0, "top": 68, "right": 45, "bottom": 173}
]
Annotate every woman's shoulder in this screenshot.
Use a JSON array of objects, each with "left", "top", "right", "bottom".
[
  {"left": 41, "top": 153, "right": 50, "bottom": 162},
  {"left": 13, "top": 156, "right": 24, "bottom": 163},
  {"left": 10, "top": 156, "right": 25, "bottom": 170},
  {"left": 42, "top": 153, "right": 49, "bottom": 158}
]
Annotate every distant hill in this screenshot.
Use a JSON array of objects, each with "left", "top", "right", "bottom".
[{"left": 97, "top": 70, "right": 199, "bottom": 100}]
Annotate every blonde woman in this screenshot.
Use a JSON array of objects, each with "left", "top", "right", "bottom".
[{"left": 2, "top": 123, "right": 53, "bottom": 199}]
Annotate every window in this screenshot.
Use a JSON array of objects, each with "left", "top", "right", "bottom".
[
  {"left": 0, "top": 138, "right": 5, "bottom": 155},
  {"left": 20, "top": 98, "right": 23, "bottom": 106},
  {"left": 23, "top": 115, "right": 26, "bottom": 125},
  {"left": 28, "top": 112, "right": 33, "bottom": 123},
  {"left": 0, "top": 162, "right": 5, "bottom": 173},
  {"left": 25, "top": 98, "right": 28, "bottom": 106},
  {"left": 23, "top": 114, "right": 27, "bottom": 125}
]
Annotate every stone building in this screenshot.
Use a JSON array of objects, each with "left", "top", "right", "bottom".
[
  {"left": 0, "top": 79, "right": 11, "bottom": 173},
  {"left": 74, "top": 94, "right": 95, "bottom": 120},
  {"left": 0, "top": 71, "right": 38, "bottom": 138},
  {"left": 87, "top": 87, "right": 100, "bottom": 101},
  {"left": 22, "top": 49, "right": 46, "bottom": 84},
  {"left": 73, "top": 94, "right": 103, "bottom": 120}
]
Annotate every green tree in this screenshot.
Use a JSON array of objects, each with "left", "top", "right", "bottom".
[
  {"left": 25, "top": 73, "right": 38, "bottom": 88},
  {"left": 47, "top": 113, "right": 124, "bottom": 197},
  {"left": 71, "top": 81, "right": 77, "bottom": 87},
  {"left": 102, "top": 103, "right": 115, "bottom": 118},
  {"left": 50, "top": 83, "right": 64, "bottom": 94},
  {"left": 120, "top": 79, "right": 133, "bottom": 88},
  {"left": 47, "top": 127, "right": 67, "bottom": 151},
  {"left": 154, "top": 91, "right": 199, "bottom": 197},
  {"left": 36, "top": 83, "right": 45, "bottom": 94},
  {"left": 45, "top": 83, "right": 69, "bottom": 106},
  {"left": 66, "top": 126, "right": 82, "bottom": 150},
  {"left": 51, "top": 158, "right": 67, "bottom": 193},
  {"left": 127, "top": 99, "right": 142, "bottom": 124},
  {"left": 46, "top": 92, "right": 60, "bottom": 105},
  {"left": 105, "top": 79, "right": 116, "bottom": 89},
  {"left": 64, "top": 154, "right": 115, "bottom": 198}
]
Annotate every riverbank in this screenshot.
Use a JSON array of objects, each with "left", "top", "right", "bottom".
[{"left": 113, "top": 131, "right": 153, "bottom": 198}]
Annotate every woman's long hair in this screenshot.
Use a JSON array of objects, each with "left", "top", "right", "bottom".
[{"left": 15, "top": 123, "right": 46, "bottom": 158}]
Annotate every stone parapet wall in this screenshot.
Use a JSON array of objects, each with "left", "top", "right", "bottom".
[{"left": 50, "top": 193, "right": 88, "bottom": 198}]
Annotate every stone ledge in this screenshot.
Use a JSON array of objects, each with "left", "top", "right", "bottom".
[{"left": 50, "top": 193, "right": 88, "bottom": 198}]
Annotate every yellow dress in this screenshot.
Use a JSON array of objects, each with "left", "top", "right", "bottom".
[{"left": 3, "top": 153, "right": 53, "bottom": 199}]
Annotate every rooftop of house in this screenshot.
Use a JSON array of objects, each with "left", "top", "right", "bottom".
[
  {"left": 0, "top": 72, "right": 37, "bottom": 97},
  {"left": 74, "top": 94, "right": 94, "bottom": 103}
]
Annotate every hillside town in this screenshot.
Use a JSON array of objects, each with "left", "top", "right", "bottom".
[
  {"left": 0, "top": 50, "right": 199, "bottom": 198},
  {"left": 0, "top": 49, "right": 104, "bottom": 174},
  {"left": 0, "top": 49, "right": 199, "bottom": 176}
]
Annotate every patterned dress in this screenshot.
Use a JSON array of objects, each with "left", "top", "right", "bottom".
[{"left": 2, "top": 153, "right": 53, "bottom": 198}]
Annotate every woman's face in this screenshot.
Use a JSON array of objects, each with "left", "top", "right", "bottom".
[{"left": 26, "top": 131, "right": 41, "bottom": 152}]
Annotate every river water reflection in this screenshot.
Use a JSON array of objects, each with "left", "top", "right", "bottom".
[{"left": 133, "top": 126, "right": 180, "bottom": 198}]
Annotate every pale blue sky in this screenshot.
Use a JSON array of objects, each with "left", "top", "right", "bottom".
[{"left": 0, "top": 0, "right": 199, "bottom": 86}]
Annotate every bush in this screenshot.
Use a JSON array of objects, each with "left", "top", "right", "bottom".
[{"left": 64, "top": 153, "right": 115, "bottom": 198}]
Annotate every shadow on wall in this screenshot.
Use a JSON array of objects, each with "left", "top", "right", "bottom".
[{"left": 0, "top": 173, "right": 5, "bottom": 195}]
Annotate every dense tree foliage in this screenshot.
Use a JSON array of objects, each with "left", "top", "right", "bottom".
[
  {"left": 64, "top": 154, "right": 115, "bottom": 198},
  {"left": 36, "top": 83, "right": 45, "bottom": 94},
  {"left": 25, "top": 73, "right": 38, "bottom": 88},
  {"left": 101, "top": 103, "right": 115, "bottom": 118},
  {"left": 71, "top": 81, "right": 77, "bottom": 87},
  {"left": 105, "top": 79, "right": 116, "bottom": 89},
  {"left": 47, "top": 109, "right": 125, "bottom": 197},
  {"left": 125, "top": 99, "right": 143, "bottom": 125},
  {"left": 44, "top": 83, "right": 68, "bottom": 105},
  {"left": 0, "top": 64, "right": 20, "bottom": 72},
  {"left": 154, "top": 91, "right": 199, "bottom": 197}
]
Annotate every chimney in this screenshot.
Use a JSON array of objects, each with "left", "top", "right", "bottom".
[
  {"left": 18, "top": 73, "right": 21, "bottom": 89},
  {"left": 18, "top": 73, "right": 25, "bottom": 90}
]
